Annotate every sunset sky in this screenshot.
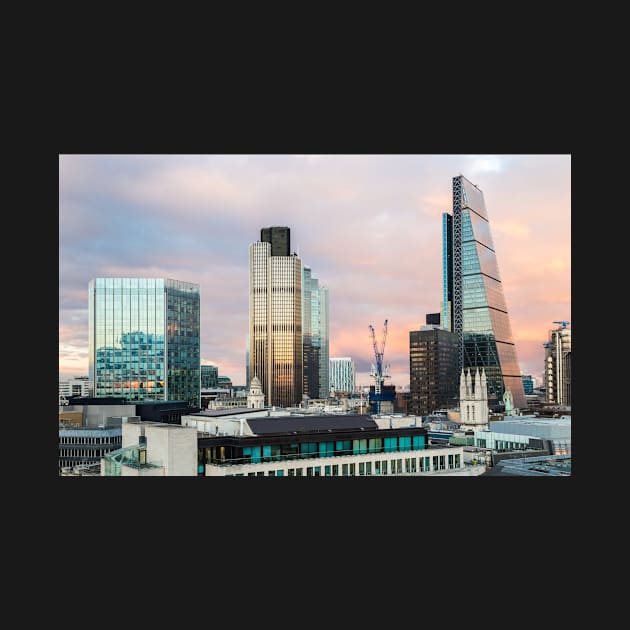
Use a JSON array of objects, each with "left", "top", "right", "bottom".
[{"left": 59, "top": 154, "right": 571, "bottom": 388}]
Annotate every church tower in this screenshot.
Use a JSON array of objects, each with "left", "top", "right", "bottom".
[
  {"left": 459, "top": 367, "right": 489, "bottom": 431},
  {"left": 247, "top": 375, "right": 265, "bottom": 409}
]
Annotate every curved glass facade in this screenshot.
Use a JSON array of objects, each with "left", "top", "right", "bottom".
[
  {"left": 88, "top": 278, "right": 200, "bottom": 407},
  {"left": 443, "top": 176, "right": 526, "bottom": 410}
]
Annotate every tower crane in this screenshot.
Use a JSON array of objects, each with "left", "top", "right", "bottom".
[
  {"left": 368, "top": 319, "right": 390, "bottom": 414},
  {"left": 553, "top": 321, "right": 570, "bottom": 329}
]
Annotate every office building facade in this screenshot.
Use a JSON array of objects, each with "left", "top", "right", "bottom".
[
  {"left": 441, "top": 175, "right": 526, "bottom": 410},
  {"left": 409, "top": 327, "right": 459, "bottom": 416},
  {"left": 329, "top": 357, "right": 356, "bottom": 394},
  {"left": 88, "top": 278, "right": 200, "bottom": 408},
  {"left": 249, "top": 228, "right": 303, "bottom": 407},
  {"left": 544, "top": 324, "right": 571, "bottom": 405},
  {"left": 522, "top": 374, "right": 534, "bottom": 395},
  {"left": 201, "top": 365, "right": 219, "bottom": 389}
]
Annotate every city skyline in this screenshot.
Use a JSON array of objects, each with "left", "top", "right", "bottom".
[{"left": 59, "top": 154, "right": 571, "bottom": 388}]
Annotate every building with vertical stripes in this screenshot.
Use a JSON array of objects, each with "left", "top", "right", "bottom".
[
  {"left": 249, "top": 227, "right": 303, "bottom": 407},
  {"left": 329, "top": 357, "right": 356, "bottom": 395}
]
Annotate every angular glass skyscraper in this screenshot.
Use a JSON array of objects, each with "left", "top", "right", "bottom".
[
  {"left": 88, "top": 278, "right": 200, "bottom": 407},
  {"left": 441, "top": 175, "right": 526, "bottom": 410}
]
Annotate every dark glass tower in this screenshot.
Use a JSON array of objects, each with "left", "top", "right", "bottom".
[
  {"left": 441, "top": 175, "right": 527, "bottom": 410},
  {"left": 261, "top": 226, "right": 291, "bottom": 257},
  {"left": 409, "top": 327, "right": 459, "bottom": 416}
]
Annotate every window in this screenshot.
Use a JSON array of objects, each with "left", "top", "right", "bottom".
[
  {"left": 296, "top": 468, "right": 303, "bottom": 476},
  {"left": 307, "top": 467, "right": 314, "bottom": 476},
  {"left": 405, "top": 458, "right": 411, "bottom": 473},
  {"left": 374, "top": 461, "right": 381, "bottom": 474},
  {"left": 390, "top": 460, "right": 396, "bottom": 475},
  {"left": 439, "top": 456, "right": 446, "bottom": 471},
  {"left": 399, "top": 436, "right": 411, "bottom": 452},
  {"left": 382, "top": 460, "right": 388, "bottom": 475},
  {"left": 349, "top": 463, "right": 356, "bottom": 476},
  {"left": 384, "top": 437, "right": 397, "bottom": 453},
  {"left": 410, "top": 458, "right": 417, "bottom": 473},
  {"left": 366, "top": 461, "right": 372, "bottom": 475},
  {"left": 359, "top": 462, "right": 365, "bottom": 476},
  {"left": 314, "top": 466, "right": 321, "bottom": 476},
  {"left": 342, "top": 463, "right": 349, "bottom": 476},
  {"left": 397, "top": 459, "right": 403, "bottom": 474},
  {"left": 448, "top": 454, "right": 454, "bottom": 469},
  {"left": 288, "top": 468, "right": 295, "bottom": 476},
  {"left": 332, "top": 465, "right": 339, "bottom": 476},
  {"left": 325, "top": 465, "right": 331, "bottom": 476}
]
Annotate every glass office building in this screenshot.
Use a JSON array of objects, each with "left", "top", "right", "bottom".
[
  {"left": 442, "top": 175, "right": 526, "bottom": 410},
  {"left": 88, "top": 278, "right": 200, "bottom": 407}
]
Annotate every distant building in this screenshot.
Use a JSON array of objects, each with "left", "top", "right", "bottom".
[
  {"left": 303, "top": 266, "right": 329, "bottom": 399},
  {"left": 217, "top": 376, "right": 232, "bottom": 389},
  {"left": 201, "top": 365, "right": 219, "bottom": 388},
  {"left": 409, "top": 326, "right": 459, "bottom": 416},
  {"left": 425, "top": 313, "right": 441, "bottom": 326},
  {"left": 329, "top": 357, "right": 356, "bottom": 395},
  {"left": 88, "top": 277, "right": 200, "bottom": 407},
  {"left": 59, "top": 376, "right": 92, "bottom": 404},
  {"left": 544, "top": 323, "right": 571, "bottom": 406},
  {"left": 522, "top": 374, "right": 535, "bottom": 395}
]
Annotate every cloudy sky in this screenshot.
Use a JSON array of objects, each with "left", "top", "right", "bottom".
[{"left": 59, "top": 154, "right": 571, "bottom": 388}]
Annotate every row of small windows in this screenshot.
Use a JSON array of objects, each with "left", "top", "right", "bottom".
[
  {"left": 223, "top": 454, "right": 462, "bottom": 476},
  {"left": 59, "top": 449, "right": 114, "bottom": 458},
  {"left": 59, "top": 436, "right": 122, "bottom": 444}
]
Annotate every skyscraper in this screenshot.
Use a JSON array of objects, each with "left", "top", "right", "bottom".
[
  {"left": 314, "top": 282, "right": 329, "bottom": 398},
  {"left": 249, "top": 227, "right": 303, "bottom": 407},
  {"left": 441, "top": 175, "right": 526, "bottom": 410},
  {"left": 409, "top": 326, "right": 459, "bottom": 416},
  {"left": 302, "top": 266, "right": 329, "bottom": 399},
  {"left": 88, "top": 278, "right": 200, "bottom": 407},
  {"left": 544, "top": 323, "right": 571, "bottom": 405}
]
